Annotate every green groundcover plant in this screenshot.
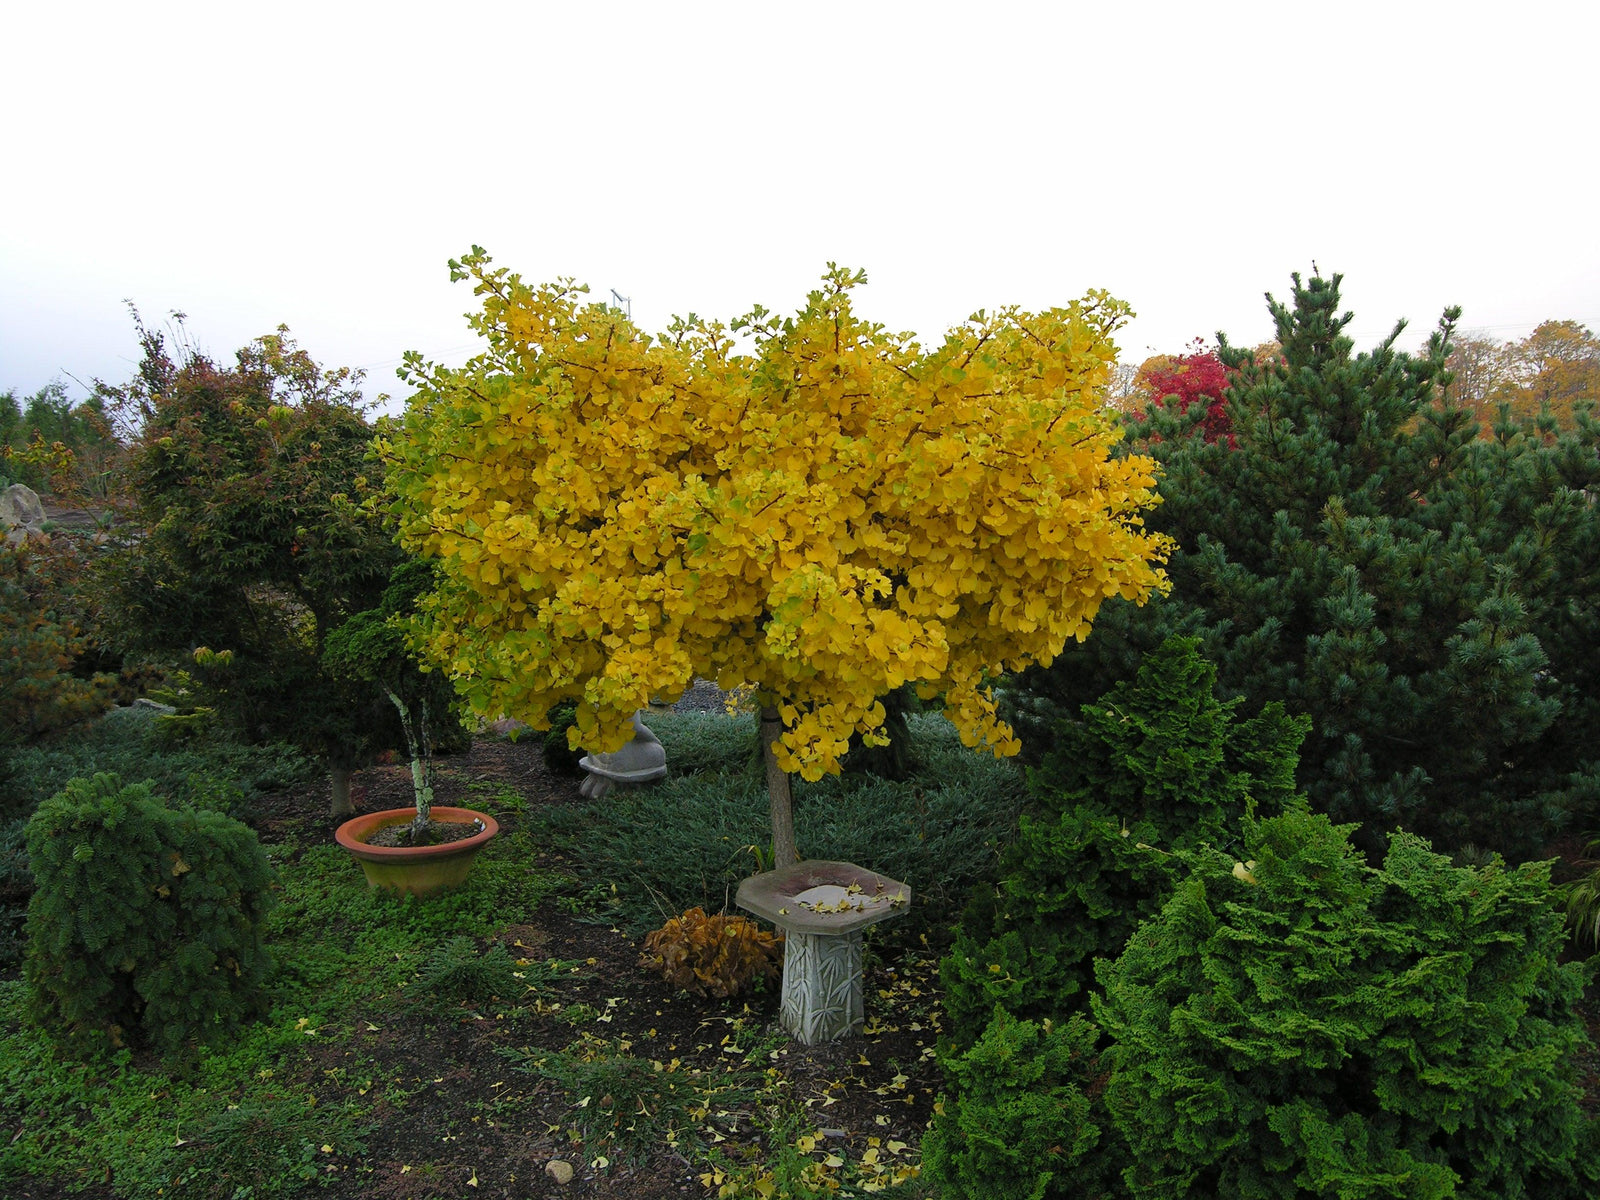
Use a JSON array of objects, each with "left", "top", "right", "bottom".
[{"left": 529, "top": 710, "right": 1024, "bottom": 934}]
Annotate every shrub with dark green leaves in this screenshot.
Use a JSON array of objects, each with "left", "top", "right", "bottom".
[
  {"left": 23, "top": 773, "right": 277, "bottom": 1057},
  {"left": 941, "top": 637, "right": 1307, "bottom": 1050},
  {"left": 1093, "top": 806, "right": 1598, "bottom": 1199},
  {"left": 541, "top": 700, "right": 582, "bottom": 775},
  {"left": 0, "top": 818, "right": 28, "bottom": 965},
  {"left": 923, "top": 1006, "right": 1121, "bottom": 1200}
]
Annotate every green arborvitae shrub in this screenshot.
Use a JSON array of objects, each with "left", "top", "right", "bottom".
[
  {"left": 939, "top": 807, "right": 1170, "bottom": 1053},
  {"left": 941, "top": 637, "right": 1307, "bottom": 1050},
  {"left": 1092, "top": 806, "right": 1598, "bottom": 1200},
  {"left": 23, "top": 773, "right": 277, "bottom": 1058},
  {"left": 923, "top": 1006, "right": 1123, "bottom": 1200}
]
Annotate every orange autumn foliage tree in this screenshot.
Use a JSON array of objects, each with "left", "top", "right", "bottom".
[{"left": 381, "top": 252, "right": 1169, "bottom": 852}]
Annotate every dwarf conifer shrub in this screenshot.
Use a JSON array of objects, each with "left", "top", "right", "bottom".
[
  {"left": 923, "top": 1006, "right": 1122, "bottom": 1200},
  {"left": 23, "top": 773, "right": 277, "bottom": 1057},
  {"left": 1093, "top": 806, "right": 1598, "bottom": 1199},
  {"left": 941, "top": 638, "right": 1306, "bottom": 1050}
]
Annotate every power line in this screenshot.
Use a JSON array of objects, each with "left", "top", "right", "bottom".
[{"left": 350, "top": 343, "right": 482, "bottom": 373}]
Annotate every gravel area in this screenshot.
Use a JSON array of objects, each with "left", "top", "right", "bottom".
[{"left": 665, "top": 678, "right": 736, "bottom": 713}]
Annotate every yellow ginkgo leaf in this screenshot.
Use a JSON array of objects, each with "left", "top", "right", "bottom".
[{"left": 385, "top": 258, "right": 1167, "bottom": 805}]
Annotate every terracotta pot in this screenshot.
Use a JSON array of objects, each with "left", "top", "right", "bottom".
[{"left": 334, "top": 806, "right": 499, "bottom": 898}]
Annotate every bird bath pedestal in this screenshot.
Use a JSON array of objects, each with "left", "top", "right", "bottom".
[{"left": 737, "top": 860, "right": 911, "bottom": 1045}]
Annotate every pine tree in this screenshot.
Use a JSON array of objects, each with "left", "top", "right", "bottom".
[
  {"left": 1018, "top": 271, "right": 1596, "bottom": 856},
  {"left": 1433, "top": 402, "right": 1600, "bottom": 830}
]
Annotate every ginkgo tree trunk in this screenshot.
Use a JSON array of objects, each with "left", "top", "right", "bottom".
[{"left": 381, "top": 251, "right": 1171, "bottom": 867}]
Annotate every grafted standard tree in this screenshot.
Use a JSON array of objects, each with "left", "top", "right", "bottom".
[{"left": 383, "top": 254, "right": 1170, "bottom": 863}]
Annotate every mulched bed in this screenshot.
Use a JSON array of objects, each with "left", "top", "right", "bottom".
[
  {"left": 210, "top": 736, "right": 941, "bottom": 1198},
  {"left": 12, "top": 730, "right": 1600, "bottom": 1198}
]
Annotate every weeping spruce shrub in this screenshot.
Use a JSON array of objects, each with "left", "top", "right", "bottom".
[
  {"left": 1092, "top": 806, "right": 1598, "bottom": 1200},
  {"left": 23, "top": 773, "right": 277, "bottom": 1057},
  {"left": 939, "top": 636, "right": 1307, "bottom": 1053}
]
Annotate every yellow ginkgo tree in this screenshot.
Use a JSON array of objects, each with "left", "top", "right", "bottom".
[{"left": 381, "top": 251, "right": 1171, "bottom": 866}]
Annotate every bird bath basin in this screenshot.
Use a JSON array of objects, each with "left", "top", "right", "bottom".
[{"left": 737, "top": 860, "right": 911, "bottom": 1044}]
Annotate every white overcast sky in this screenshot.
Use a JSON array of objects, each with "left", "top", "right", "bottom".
[{"left": 4, "top": 1, "right": 1598, "bottom": 415}]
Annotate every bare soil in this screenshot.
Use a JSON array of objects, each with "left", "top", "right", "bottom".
[
  {"left": 365, "top": 819, "right": 486, "bottom": 848},
  {"left": 293, "top": 739, "right": 941, "bottom": 1198}
]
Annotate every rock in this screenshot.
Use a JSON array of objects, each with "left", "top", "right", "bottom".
[
  {"left": 486, "top": 716, "right": 531, "bottom": 738},
  {"left": 669, "top": 678, "right": 734, "bottom": 713},
  {"left": 545, "top": 1159, "right": 574, "bottom": 1185},
  {"left": 0, "top": 483, "right": 44, "bottom": 530},
  {"left": 1, "top": 483, "right": 47, "bottom": 545}
]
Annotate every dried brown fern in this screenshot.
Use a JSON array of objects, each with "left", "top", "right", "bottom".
[{"left": 639, "top": 907, "right": 782, "bottom": 999}]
